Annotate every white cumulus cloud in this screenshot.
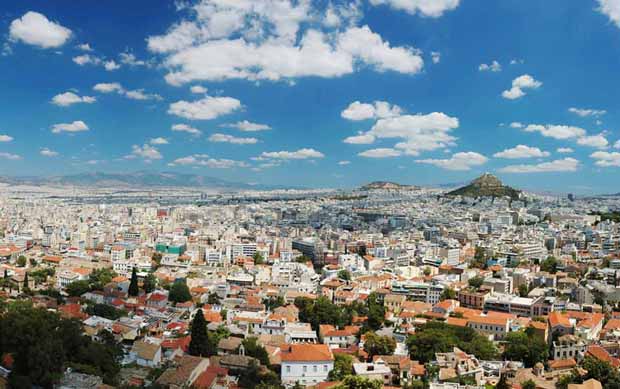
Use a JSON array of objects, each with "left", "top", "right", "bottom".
[
  {"left": 260, "top": 148, "right": 324, "bottom": 160},
  {"left": 479, "top": 60, "right": 501, "bottom": 72},
  {"left": 368, "top": 0, "right": 460, "bottom": 17},
  {"left": 168, "top": 95, "right": 242, "bottom": 120},
  {"left": 499, "top": 158, "right": 579, "bottom": 173},
  {"left": 171, "top": 124, "right": 202, "bottom": 136},
  {"left": 51, "top": 120, "right": 89, "bottom": 134},
  {"left": 40, "top": 147, "right": 59, "bottom": 157},
  {"left": 416, "top": 151, "right": 488, "bottom": 170},
  {"left": 0, "top": 135, "right": 14, "bottom": 142},
  {"left": 222, "top": 120, "right": 271, "bottom": 132},
  {"left": 591, "top": 151, "right": 620, "bottom": 167},
  {"left": 51, "top": 91, "right": 96, "bottom": 107},
  {"left": 341, "top": 101, "right": 402, "bottom": 121},
  {"left": 568, "top": 107, "right": 606, "bottom": 117},
  {"left": 208, "top": 133, "right": 258, "bottom": 144},
  {"left": 358, "top": 148, "right": 402, "bottom": 158},
  {"left": 494, "top": 145, "right": 550, "bottom": 159},
  {"left": 9, "top": 11, "right": 72, "bottom": 48},
  {"left": 597, "top": 0, "right": 620, "bottom": 27},
  {"left": 502, "top": 74, "right": 542, "bottom": 100}
]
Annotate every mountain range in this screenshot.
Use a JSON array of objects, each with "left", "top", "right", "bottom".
[{"left": 0, "top": 171, "right": 264, "bottom": 190}]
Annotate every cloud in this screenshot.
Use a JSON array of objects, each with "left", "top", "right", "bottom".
[
  {"left": 260, "top": 148, "right": 324, "bottom": 160},
  {"left": 591, "top": 151, "right": 620, "bottom": 167},
  {"left": 76, "top": 43, "right": 92, "bottom": 51},
  {"left": 147, "top": 1, "right": 423, "bottom": 85},
  {"left": 615, "top": 140, "right": 620, "bottom": 149},
  {"left": 338, "top": 160, "right": 351, "bottom": 165},
  {"left": 523, "top": 124, "right": 586, "bottom": 140},
  {"left": 597, "top": 0, "right": 620, "bottom": 27},
  {"left": 358, "top": 148, "right": 402, "bottom": 158},
  {"left": 351, "top": 112, "right": 459, "bottom": 156},
  {"left": 51, "top": 91, "right": 96, "bottom": 107},
  {"left": 568, "top": 107, "right": 606, "bottom": 117},
  {"left": 124, "top": 89, "right": 162, "bottom": 101},
  {"left": 368, "top": 0, "right": 460, "bottom": 17},
  {"left": 103, "top": 60, "right": 120, "bottom": 71},
  {"left": 9, "top": 11, "right": 72, "bottom": 48},
  {"left": 499, "top": 158, "right": 579, "bottom": 173},
  {"left": 73, "top": 54, "right": 101, "bottom": 66},
  {"left": 150, "top": 137, "right": 169, "bottom": 145},
  {"left": 171, "top": 124, "right": 202, "bottom": 136},
  {"left": 168, "top": 95, "right": 242, "bottom": 120},
  {"left": 576, "top": 133, "right": 609, "bottom": 148},
  {"left": 493, "top": 145, "right": 550, "bottom": 159},
  {"left": 557, "top": 147, "right": 574, "bottom": 153},
  {"left": 344, "top": 132, "right": 376, "bottom": 144},
  {"left": 502, "top": 74, "right": 542, "bottom": 100},
  {"left": 92, "top": 82, "right": 161, "bottom": 101},
  {"left": 509, "top": 122, "right": 524, "bottom": 129},
  {"left": 40, "top": 147, "right": 59, "bottom": 157},
  {"left": 190, "top": 85, "right": 208, "bottom": 94},
  {"left": 93, "top": 82, "right": 123, "bottom": 93},
  {"left": 208, "top": 133, "right": 258, "bottom": 144},
  {"left": 416, "top": 151, "right": 487, "bottom": 170},
  {"left": 131, "top": 144, "right": 162, "bottom": 160},
  {"left": 431, "top": 51, "right": 441, "bottom": 64},
  {"left": 51, "top": 120, "right": 89, "bottom": 134},
  {"left": 341, "top": 101, "right": 402, "bottom": 121},
  {"left": 222, "top": 120, "right": 271, "bottom": 132},
  {"left": 0, "top": 152, "right": 22, "bottom": 160},
  {"left": 0, "top": 135, "right": 14, "bottom": 142},
  {"left": 170, "top": 154, "right": 248, "bottom": 168},
  {"left": 119, "top": 52, "right": 148, "bottom": 67},
  {"left": 479, "top": 60, "right": 501, "bottom": 72}
]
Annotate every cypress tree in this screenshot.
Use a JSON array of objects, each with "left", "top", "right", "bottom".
[
  {"left": 189, "top": 309, "right": 210, "bottom": 357},
  {"left": 128, "top": 267, "right": 139, "bottom": 296},
  {"left": 23, "top": 272, "right": 29, "bottom": 291}
]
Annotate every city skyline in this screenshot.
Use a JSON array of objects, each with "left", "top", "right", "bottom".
[{"left": 1, "top": 0, "right": 620, "bottom": 194}]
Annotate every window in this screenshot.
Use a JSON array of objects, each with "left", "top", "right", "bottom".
[
  {"left": 313, "top": 365, "right": 317, "bottom": 372},
  {"left": 286, "top": 366, "right": 291, "bottom": 373},
  {"left": 303, "top": 366, "right": 307, "bottom": 372},
  {"left": 324, "top": 365, "right": 328, "bottom": 372}
]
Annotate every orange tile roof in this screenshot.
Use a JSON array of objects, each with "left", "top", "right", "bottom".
[{"left": 281, "top": 344, "right": 334, "bottom": 362}]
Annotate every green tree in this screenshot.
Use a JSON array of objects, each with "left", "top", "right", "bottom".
[
  {"left": 16, "top": 255, "right": 27, "bottom": 267},
  {"left": 208, "top": 292, "right": 221, "bottom": 305},
  {"left": 142, "top": 273, "right": 157, "bottom": 293},
  {"left": 23, "top": 272, "right": 30, "bottom": 292},
  {"left": 407, "top": 322, "right": 497, "bottom": 363},
  {"left": 189, "top": 309, "right": 212, "bottom": 357},
  {"left": 168, "top": 279, "right": 192, "bottom": 303},
  {"left": 253, "top": 252, "right": 265, "bottom": 265},
  {"left": 540, "top": 256, "right": 558, "bottom": 273},
  {"left": 263, "top": 295, "right": 284, "bottom": 311},
  {"left": 335, "top": 375, "right": 382, "bottom": 389},
  {"left": 66, "top": 280, "right": 91, "bottom": 297},
  {"left": 89, "top": 268, "right": 117, "bottom": 291},
  {"left": 440, "top": 288, "right": 457, "bottom": 301},
  {"left": 468, "top": 276, "right": 484, "bottom": 290},
  {"left": 581, "top": 356, "right": 620, "bottom": 388},
  {"left": 328, "top": 353, "right": 354, "bottom": 380},
  {"left": 240, "top": 336, "right": 270, "bottom": 366},
  {"left": 363, "top": 331, "right": 396, "bottom": 359},
  {"left": 128, "top": 267, "right": 139, "bottom": 296},
  {"left": 503, "top": 328, "right": 548, "bottom": 367},
  {"left": 521, "top": 380, "right": 536, "bottom": 389},
  {"left": 366, "top": 292, "right": 385, "bottom": 331},
  {"left": 518, "top": 284, "right": 529, "bottom": 297},
  {"left": 338, "top": 269, "right": 352, "bottom": 281},
  {"left": 496, "top": 374, "right": 510, "bottom": 389}
]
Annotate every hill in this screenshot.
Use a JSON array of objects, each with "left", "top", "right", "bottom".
[
  {"left": 360, "top": 181, "right": 418, "bottom": 190},
  {"left": 446, "top": 173, "right": 521, "bottom": 200}
]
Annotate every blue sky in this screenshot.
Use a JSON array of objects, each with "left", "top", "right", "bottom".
[{"left": 1, "top": 0, "right": 620, "bottom": 193}]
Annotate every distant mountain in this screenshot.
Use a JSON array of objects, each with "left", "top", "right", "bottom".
[
  {"left": 0, "top": 171, "right": 271, "bottom": 190},
  {"left": 360, "top": 181, "right": 419, "bottom": 190},
  {"left": 446, "top": 173, "right": 521, "bottom": 200}
]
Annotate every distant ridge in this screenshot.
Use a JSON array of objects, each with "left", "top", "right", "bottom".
[
  {"left": 446, "top": 173, "right": 521, "bottom": 200},
  {"left": 360, "top": 181, "right": 419, "bottom": 190},
  {"left": 0, "top": 171, "right": 280, "bottom": 190}
]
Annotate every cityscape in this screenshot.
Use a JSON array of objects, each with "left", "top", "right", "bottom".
[{"left": 3, "top": 1, "right": 620, "bottom": 389}]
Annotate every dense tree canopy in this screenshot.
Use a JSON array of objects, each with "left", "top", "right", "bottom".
[
  {"left": 503, "top": 327, "right": 549, "bottom": 367},
  {"left": 328, "top": 353, "right": 354, "bottom": 381},
  {"left": 363, "top": 331, "right": 396, "bottom": 359},
  {"left": 168, "top": 279, "right": 192, "bottom": 303},
  {"left": 0, "top": 301, "right": 120, "bottom": 387},
  {"left": 406, "top": 321, "right": 497, "bottom": 363}
]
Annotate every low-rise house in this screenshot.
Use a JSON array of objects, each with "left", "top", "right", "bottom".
[
  {"left": 156, "top": 355, "right": 210, "bottom": 388},
  {"left": 353, "top": 359, "right": 392, "bottom": 385},
  {"left": 281, "top": 344, "right": 334, "bottom": 386},
  {"left": 130, "top": 340, "right": 162, "bottom": 368}
]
